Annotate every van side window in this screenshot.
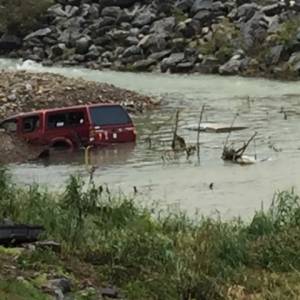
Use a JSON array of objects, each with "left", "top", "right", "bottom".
[
  {"left": 68, "top": 111, "right": 84, "bottom": 126},
  {"left": 22, "top": 116, "right": 40, "bottom": 133},
  {"left": 47, "top": 111, "right": 84, "bottom": 129},
  {"left": 0, "top": 119, "right": 17, "bottom": 133},
  {"left": 48, "top": 113, "right": 67, "bottom": 129}
]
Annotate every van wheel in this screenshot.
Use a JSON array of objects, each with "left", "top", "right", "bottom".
[{"left": 51, "top": 140, "right": 73, "bottom": 151}]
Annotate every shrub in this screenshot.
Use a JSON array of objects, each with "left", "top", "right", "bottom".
[{"left": 0, "top": 0, "right": 53, "bottom": 35}]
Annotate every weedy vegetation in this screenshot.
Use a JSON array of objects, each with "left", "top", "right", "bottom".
[{"left": 1, "top": 167, "right": 300, "bottom": 299}]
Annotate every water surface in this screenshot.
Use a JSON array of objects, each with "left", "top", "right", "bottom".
[{"left": 2, "top": 58, "right": 300, "bottom": 219}]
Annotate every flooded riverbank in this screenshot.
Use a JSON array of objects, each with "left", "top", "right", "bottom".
[{"left": 2, "top": 58, "right": 300, "bottom": 218}]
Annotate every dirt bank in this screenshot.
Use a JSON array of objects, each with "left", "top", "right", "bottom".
[
  {"left": 0, "top": 132, "right": 45, "bottom": 164},
  {"left": 0, "top": 70, "right": 157, "bottom": 119}
]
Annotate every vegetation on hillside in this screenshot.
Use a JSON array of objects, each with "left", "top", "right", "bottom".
[
  {"left": 1, "top": 167, "right": 300, "bottom": 299},
  {"left": 0, "top": 0, "right": 53, "bottom": 35}
]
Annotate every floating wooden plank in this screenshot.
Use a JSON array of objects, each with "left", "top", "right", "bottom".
[{"left": 185, "top": 123, "right": 248, "bottom": 133}]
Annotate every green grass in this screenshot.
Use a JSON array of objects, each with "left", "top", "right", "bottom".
[
  {"left": 1, "top": 167, "right": 300, "bottom": 299},
  {"left": 0, "top": 280, "right": 50, "bottom": 300}
]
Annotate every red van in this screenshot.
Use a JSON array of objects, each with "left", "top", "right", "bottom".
[{"left": 0, "top": 104, "right": 136, "bottom": 149}]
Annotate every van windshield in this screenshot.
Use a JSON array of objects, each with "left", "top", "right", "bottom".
[{"left": 89, "top": 106, "right": 131, "bottom": 126}]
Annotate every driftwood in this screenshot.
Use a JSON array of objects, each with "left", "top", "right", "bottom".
[
  {"left": 222, "top": 132, "right": 257, "bottom": 162},
  {"left": 196, "top": 104, "right": 206, "bottom": 163},
  {"left": 171, "top": 110, "right": 186, "bottom": 151}
]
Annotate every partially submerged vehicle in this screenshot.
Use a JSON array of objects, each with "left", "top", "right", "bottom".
[{"left": 0, "top": 104, "right": 136, "bottom": 149}]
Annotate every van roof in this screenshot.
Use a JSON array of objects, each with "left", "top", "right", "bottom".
[{"left": 2, "top": 103, "right": 123, "bottom": 120}]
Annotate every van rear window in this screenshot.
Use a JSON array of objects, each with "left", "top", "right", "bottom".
[{"left": 89, "top": 106, "right": 131, "bottom": 126}]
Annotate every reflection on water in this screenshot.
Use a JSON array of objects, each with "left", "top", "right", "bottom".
[{"left": 2, "top": 59, "right": 300, "bottom": 219}]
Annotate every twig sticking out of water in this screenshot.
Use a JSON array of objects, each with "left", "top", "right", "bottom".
[
  {"left": 197, "top": 104, "right": 206, "bottom": 163},
  {"left": 171, "top": 110, "right": 186, "bottom": 151},
  {"left": 222, "top": 132, "right": 257, "bottom": 161},
  {"left": 223, "top": 113, "right": 239, "bottom": 150}
]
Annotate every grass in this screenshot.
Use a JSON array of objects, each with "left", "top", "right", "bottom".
[{"left": 1, "top": 167, "right": 300, "bottom": 299}]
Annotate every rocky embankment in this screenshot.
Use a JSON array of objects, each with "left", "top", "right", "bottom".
[
  {"left": 1, "top": 0, "right": 300, "bottom": 78},
  {"left": 0, "top": 70, "right": 156, "bottom": 119}
]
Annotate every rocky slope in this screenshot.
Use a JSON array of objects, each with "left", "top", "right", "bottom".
[
  {"left": 0, "top": 70, "right": 156, "bottom": 119},
  {"left": 1, "top": 0, "right": 300, "bottom": 79}
]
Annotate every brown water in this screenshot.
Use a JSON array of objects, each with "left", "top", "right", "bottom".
[{"left": 2, "top": 58, "right": 300, "bottom": 218}]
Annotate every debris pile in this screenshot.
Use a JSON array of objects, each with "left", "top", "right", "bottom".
[{"left": 0, "top": 70, "right": 158, "bottom": 118}]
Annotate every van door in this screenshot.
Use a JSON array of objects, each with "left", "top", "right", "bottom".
[
  {"left": 45, "top": 109, "right": 89, "bottom": 147},
  {"left": 21, "top": 114, "right": 43, "bottom": 145}
]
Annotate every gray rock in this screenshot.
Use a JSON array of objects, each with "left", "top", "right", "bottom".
[
  {"left": 175, "top": 0, "right": 194, "bottom": 12},
  {"left": 122, "top": 45, "right": 143, "bottom": 58},
  {"left": 100, "top": 0, "right": 141, "bottom": 8},
  {"left": 177, "top": 19, "right": 196, "bottom": 38},
  {"left": 132, "top": 58, "right": 156, "bottom": 71},
  {"left": 126, "top": 36, "right": 139, "bottom": 46},
  {"left": 64, "top": 5, "right": 79, "bottom": 18},
  {"left": 173, "top": 61, "right": 195, "bottom": 72},
  {"left": 75, "top": 36, "right": 91, "bottom": 54},
  {"left": 149, "top": 49, "right": 172, "bottom": 61},
  {"left": 0, "top": 34, "right": 22, "bottom": 51},
  {"left": 101, "top": 6, "right": 121, "bottom": 19},
  {"left": 191, "top": 0, "right": 213, "bottom": 15},
  {"left": 132, "top": 11, "right": 155, "bottom": 27},
  {"left": 101, "top": 287, "right": 119, "bottom": 298},
  {"left": 193, "top": 10, "right": 213, "bottom": 25},
  {"left": 194, "top": 55, "right": 220, "bottom": 73},
  {"left": 50, "top": 43, "right": 66, "bottom": 58},
  {"left": 266, "top": 45, "right": 284, "bottom": 65},
  {"left": 288, "top": 52, "right": 300, "bottom": 72},
  {"left": 86, "top": 45, "right": 102, "bottom": 60},
  {"left": 151, "top": 17, "right": 176, "bottom": 35},
  {"left": 262, "top": 3, "right": 285, "bottom": 17},
  {"left": 24, "top": 28, "right": 52, "bottom": 41},
  {"left": 48, "top": 4, "right": 67, "bottom": 17},
  {"left": 237, "top": 3, "right": 259, "bottom": 22},
  {"left": 88, "top": 4, "right": 100, "bottom": 19},
  {"left": 138, "top": 34, "right": 167, "bottom": 52},
  {"left": 241, "top": 12, "right": 269, "bottom": 51},
  {"left": 160, "top": 52, "right": 185, "bottom": 72},
  {"left": 109, "top": 29, "right": 129, "bottom": 40},
  {"left": 219, "top": 56, "right": 243, "bottom": 75}
]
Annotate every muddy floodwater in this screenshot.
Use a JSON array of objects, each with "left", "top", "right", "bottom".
[{"left": 2, "top": 58, "right": 300, "bottom": 219}]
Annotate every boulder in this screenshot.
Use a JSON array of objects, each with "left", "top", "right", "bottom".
[
  {"left": 151, "top": 17, "right": 176, "bottom": 35},
  {"left": 219, "top": 55, "right": 243, "bottom": 75},
  {"left": 191, "top": 0, "right": 213, "bottom": 15},
  {"left": 132, "top": 11, "right": 155, "bottom": 27},
  {"left": 50, "top": 43, "right": 66, "bottom": 58},
  {"left": 0, "top": 34, "right": 22, "bottom": 51},
  {"left": 193, "top": 10, "right": 213, "bottom": 25},
  {"left": 132, "top": 58, "right": 157, "bottom": 71},
  {"left": 237, "top": 3, "right": 259, "bottom": 22},
  {"left": 100, "top": 0, "right": 142, "bottom": 8},
  {"left": 173, "top": 61, "right": 195, "bottom": 72},
  {"left": 160, "top": 52, "right": 185, "bottom": 72},
  {"left": 126, "top": 36, "right": 139, "bottom": 46},
  {"left": 24, "top": 28, "right": 52, "bottom": 41},
  {"left": 101, "top": 6, "right": 122, "bottom": 19},
  {"left": 262, "top": 3, "right": 285, "bottom": 17},
  {"left": 241, "top": 12, "right": 269, "bottom": 51},
  {"left": 48, "top": 4, "right": 67, "bottom": 17},
  {"left": 138, "top": 34, "right": 167, "bottom": 52},
  {"left": 149, "top": 49, "right": 172, "bottom": 61},
  {"left": 265, "top": 45, "right": 284, "bottom": 65},
  {"left": 122, "top": 45, "right": 143, "bottom": 58},
  {"left": 288, "top": 52, "right": 300, "bottom": 73},
  {"left": 75, "top": 36, "right": 91, "bottom": 54},
  {"left": 175, "top": 0, "right": 194, "bottom": 12}
]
